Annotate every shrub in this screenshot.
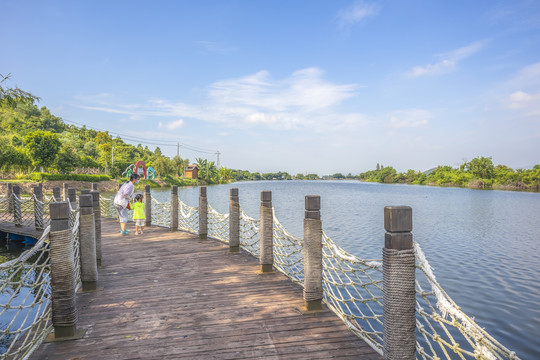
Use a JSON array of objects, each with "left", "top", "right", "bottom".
[{"left": 30, "top": 172, "right": 111, "bottom": 182}]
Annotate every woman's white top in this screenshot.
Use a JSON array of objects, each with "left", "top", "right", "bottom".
[{"left": 114, "top": 182, "right": 134, "bottom": 208}]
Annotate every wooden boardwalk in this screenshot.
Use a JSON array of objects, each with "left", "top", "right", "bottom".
[{"left": 32, "top": 218, "right": 381, "bottom": 360}]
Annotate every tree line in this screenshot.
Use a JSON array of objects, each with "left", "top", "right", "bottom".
[{"left": 359, "top": 159, "right": 540, "bottom": 190}]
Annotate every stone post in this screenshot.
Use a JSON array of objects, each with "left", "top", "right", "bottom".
[
  {"left": 79, "top": 195, "right": 98, "bottom": 291},
  {"left": 303, "top": 195, "right": 323, "bottom": 311},
  {"left": 170, "top": 186, "right": 178, "bottom": 232},
  {"left": 383, "top": 206, "right": 416, "bottom": 360},
  {"left": 229, "top": 188, "right": 240, "bottom": 253},
  {"left": 13, "top": 185, "right": 22, "bottom": 227},
  {"left": 49, "top": 201, "right": 78, "bottom": 338},
  {"left": 259, "top": 191, "right": 273, "bottom": 273},
  {"left": 52, "top": 187, "right": 61, "bottom": 201},
  {"left": 144, "top": 185, "right": 152, "bottom": 227},
  {"left": 198, "top": 187, "right": 207, "bottom": 239},
  {"left": 33, "top": 186, "right": 44, "bottom": 230},
  {"left": 90, "top": 191, "right": 102, "bottom": 267},
  {"left": 63, "top": 183, "right": 69, "bottom": 201},
  {"left": 7, "top": 183, "right": 13, "bottom": 213},
  {"left": 80, "top": 189, "right": 90, "bottom": 195},
  {"left": 92, "top": 183, "right": 98, "bottom": 191},
  {"left": 68, "top": 188, "right": 77, "bottom": 209}
]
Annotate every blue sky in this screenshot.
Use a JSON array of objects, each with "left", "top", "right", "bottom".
[{"left": 2, "top": 0, "right": 539, "bottom": 175}]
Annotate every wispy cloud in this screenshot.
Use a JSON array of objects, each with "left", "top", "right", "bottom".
[
  {"left": 407, "top": 41, "right": 485, "bottom": 77},
  {"left": 336, "top": 1, "right": 380, "bottom": 29},
  {"left": 158, "top": 119, "right": 185, "bottom": 130},
  {"left": 388, "top": 109, "right": 433, "bottom": 128},
  {"left": 194, "top": 41, "right": 236, "bottom": 55},
  {"left": 77, "top": 67, "right": 367, "bottom": 131}
]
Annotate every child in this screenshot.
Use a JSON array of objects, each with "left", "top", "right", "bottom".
[{"left": 132, "top": 193, "right": 145, "bottom": 235}]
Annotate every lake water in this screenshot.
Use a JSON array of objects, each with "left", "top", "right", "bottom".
[{"left": 148, "top": 180, "right": 539, "bottom": 359}]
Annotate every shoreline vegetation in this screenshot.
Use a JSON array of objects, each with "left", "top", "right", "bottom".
[{"left": 1, "top": 76, "right": 538, "bottom": 193}]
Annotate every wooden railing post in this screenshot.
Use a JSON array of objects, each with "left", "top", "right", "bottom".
[
  {"left": 259, "top": 191, "right": 273, "bottom": 273},
  {"left": 198, "top": 187, "right": 207, "bottom": 239},
  {"left": 383, "top": 206, "right": 415, "bottom": 360},
  {"left": 79, "top": 194, "right": 98, "bottom": 291},
  {"left": 68, "top": 188, "right": 77, "bottom": 209},
  {"left": 52, "top": 187, "right": 61, "bottom": 201},
  {"left": 303, "top": 195, "right": 323, "bottom": 311},
  {"left": 33, "top": 186, "right": 44, "bottom": 230},
  {"left": 144, "top": 185, "right": 152, "bottom": 227},
  {"left": 229, "top": 188, "right": 240, "bottom": 253},
  {"left": 7, "top": 183, "right": 13, "bottom": 213},
  {"left": 170, "top": 186, "right": 178, "bottom": 232},
  {"left": 49, "top": 201, "right": 78, "bottom": 338},
  {"left": 13, "top": 185, "right": 22, "bottom": 227},
  {"left": 90, "top": 191, "right": 102, "bottom": 267},
  {"left": 63, "top": 183, "right": 69, "bottom": 201}
]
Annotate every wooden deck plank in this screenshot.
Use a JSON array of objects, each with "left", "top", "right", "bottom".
[{"left": 31, "top": 218, "right": 381, "bottom": 359}]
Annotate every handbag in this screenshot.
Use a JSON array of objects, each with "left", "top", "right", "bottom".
[{"left": 126, "top": 202, "right": 131, "bottom": 210}]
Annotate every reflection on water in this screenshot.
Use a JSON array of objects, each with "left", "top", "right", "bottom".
[{"left": 150, "top": 180, "right": 540, "bottom": 359}]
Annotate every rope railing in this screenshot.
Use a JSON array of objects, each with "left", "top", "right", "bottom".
[
  {"left": 414, "top": 243, "right": 519, "bottom": 360},
  {"left": 91, "top": 190, "right": 522, "bottom": 360},
  {"left": 322, "top": 231, "right": 384, "bottom": 355},
  {"left": 178, "top": 199, "right": 198, "bottom": 233},
  {"left": 0, "top": 227, "right": 52, "bottom": 360},
  {"left": 208, "top": 204, "right": 229, "bottom": 243},
  {"left": 151, "top": 198, "right": 171, "bottom": 228},
  {"left": 0, "top": 194, "right": 57, "bottom": 230},
  {"left": 0, "top": 189, "right": 83, "bottom": 360},
  {"left": 239, "top": 207, "right": 260, "bottom": 257},
  {"left": 271, "top": 211, "right": 304, "bottom": 286}
]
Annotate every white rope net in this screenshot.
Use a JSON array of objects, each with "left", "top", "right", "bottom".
[
  {"left": 0, "top": 195, "right": 56, "bottom": 230},
  {"left": 414, "top": 243, "right": 520, "bottom": 360},
  {"left": 0, "top": 195, "right": 82, "bottom": 359},
  {"left": 271, "top": 210, "right": 304, "bottom": 286},
  {"left": 239, "top": 207, "right": 260, "bottom": 257},
  {"left": 0, "top": 227, "right": 52, "bottom": 360},
  {"left": 151, "top": 198, "right": 170, "bottom": 228},
  {"left": 321, "top": 231, "right": 384, "bottom": 355},
  {"left": 93, "top": 193, "right": 522, "bottom": 359},
  {"left": 178, "top": 199, "right": 198, "bottom": 233},
  {"left": 208, "top": 204, "right": 229, "bottom": 243}
]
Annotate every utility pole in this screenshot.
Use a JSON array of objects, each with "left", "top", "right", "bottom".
[
  {"left": 177, "top": 142, "right": 180, "bottom": 157},
  {"left": 216, "top": 151, "right": 220, "bottom": 168},
  {"left": 111, "top": 145, "right": 114, "bottom": 172}
]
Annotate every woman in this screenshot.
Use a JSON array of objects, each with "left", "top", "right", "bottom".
[{"left": 114, "top": 173, "right": 140, "bottom": 235}]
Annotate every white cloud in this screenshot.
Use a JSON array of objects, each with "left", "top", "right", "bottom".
[
  {"left": 77, "top": 67, "right": 365, "bottom": 131},
  {"left": 164, "top": 119, "right": 185, "bottom": 130},
  {"left": 501, "top": 63, "right": 540, "bottom": 116},
  {"left": 389, "top": 109, "right": 432, "bottom": 128},
  {"left": 508, "top": 91, "right": 540, "bottom": 115},
  {"left": 407, "top": 41, "right": 485, "bottom": 77},
  {"left": 337, "top": 1, "right": 380, "bottom": 29}
]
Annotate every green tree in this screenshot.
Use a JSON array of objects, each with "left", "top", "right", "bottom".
[
  {"left": 196, "top": 158, "right": 217, "bottom": 182},
  {"left": 25, "top": 130, "right": 61, "bottom": 171},
  {"left": 154, "top": 156, "right": 176, "bottom": 177},
  {"left": 466, "top": 156, "right": 495, "bottom": 179},
  {"left": 0, "top": 74, "right": 40, "bottom": 106},
  {"left": 55, "top": 145, "right": 79, "bottom": 173}
]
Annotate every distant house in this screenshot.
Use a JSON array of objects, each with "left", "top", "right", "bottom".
[{"left": 184, "top": 165, "right": 199, "bottom": 179}]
